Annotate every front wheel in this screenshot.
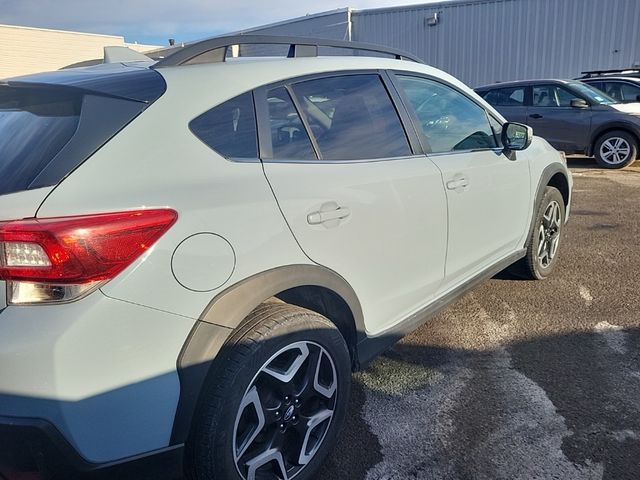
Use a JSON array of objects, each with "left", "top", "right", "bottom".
[
  {"left": 594, "top": 130, "right": 638, "bottom": 169},
  {"left": 187, "top": 301, "right": 351, "bottom": 480},
  {"left": 513, "top": 186, "right": 566, "bottom": 280}
]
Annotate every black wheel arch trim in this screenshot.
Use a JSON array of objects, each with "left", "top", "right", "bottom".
[
  {"left": 198, "top": 265, "right": 365, "bottom": 333},
  {"left": 170, "top": 264, "right": 365, "bottom": 445},
  {"left": 527, "top": 163, "right": 570, "bottom": 242},
  {"left": 589, "top": 121, "right": 640, "bottom": 155}
]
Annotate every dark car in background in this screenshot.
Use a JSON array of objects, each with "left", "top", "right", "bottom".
[{"left": 476, "top": 79, "right": 640, "bottom": 168}]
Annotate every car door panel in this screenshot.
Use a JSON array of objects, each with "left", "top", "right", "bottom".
[
  {"left": 495, "top": 105, "right": 528, "bottom": 123},
  {"left": 263, "top": 159, "right": 448, "bottom": 335},
  {"left": 526, "top": 108, "right": 592, "bottom": 152},
  {"left": 392, "top": 73, "right": 531, "bottom": 288},
  {"left": 259, "top": 74, "right": 448, "bottom": 335},
  {"left": 429, "top": 150, "right": 530, "bottom": 286},
  {"left": 527, "top": 84, "right": 592, "bottom": 152}
]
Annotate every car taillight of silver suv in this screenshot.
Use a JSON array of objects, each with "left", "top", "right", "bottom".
[{"left": 0, "top": 209, "right": 177, "bottom": 304}]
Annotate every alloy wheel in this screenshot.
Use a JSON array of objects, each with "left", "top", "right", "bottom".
[
  {"left": 600, "top": 137, "right": 631, "bottom": 165},
  {"left": 537, "top": 200, "right": 562, "bottom": 268},
  {"left": 233, "top": 341, "right": 338, "bottom": 480}
]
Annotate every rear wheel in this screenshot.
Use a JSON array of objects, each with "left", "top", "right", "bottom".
[
  {"left": 594, "top": 130, "right": 637, "bottom": 169},
  {"left": 187, "top": 301, "right": 351, "bottom": 480}
]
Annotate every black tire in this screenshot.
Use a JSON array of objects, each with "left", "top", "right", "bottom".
[
  {"left": 186, "top": 301, "right": 351, "bottom": 480},
  {"left": 511, "top": 186, "right": 566, "bottom": 280},
  {"left": 594, "top": 130, "right": 638, "bottom": 169}
]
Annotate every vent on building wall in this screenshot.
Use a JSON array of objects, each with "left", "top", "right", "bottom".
[{"left": 425, "top": 13, "right": 440, "bottom": 27}]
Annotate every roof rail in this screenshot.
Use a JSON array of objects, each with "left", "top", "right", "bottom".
[
  {"left": 152, "top": 34, "right": 423, "bottom": 68},
  {"left": 580, "top": 67, "right": 640, "bottom": 78}
]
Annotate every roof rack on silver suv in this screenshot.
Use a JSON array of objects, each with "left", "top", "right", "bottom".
[
  {"left": 151, "top": 34, "right": 423, "bottom": 68},
  {"left": 580, "top": 67, "right": 640, "bottom": 78}
]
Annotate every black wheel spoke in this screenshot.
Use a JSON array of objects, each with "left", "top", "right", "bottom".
[
  {"left": 233, "top": 341, "right": 338, "bottom": 479},
  {"left": 538, "top": 200, "right": 562, "bottom": 269}
]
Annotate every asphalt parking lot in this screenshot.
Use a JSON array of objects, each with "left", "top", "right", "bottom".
[{"left": 319, "top": 159, "right": 640, "bottom": 480}]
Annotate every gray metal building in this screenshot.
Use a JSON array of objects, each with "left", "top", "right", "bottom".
[{"left": 237, "top": 0, "right": 640, "bottom": 87}]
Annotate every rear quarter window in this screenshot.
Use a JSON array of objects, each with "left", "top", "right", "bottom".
[
  {"left": 482, "top": 87, "right": 525, "bottom": 107},
  {"left": 190, "top": 92, "right": 258, "bottom": 159}
]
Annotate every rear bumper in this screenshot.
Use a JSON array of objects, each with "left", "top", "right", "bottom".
[
  {"left": 0, "top": 416, "right": 183, "bottom": 480},
  {"left": 0, "top": 291, "right": 195, "bottom": 463}
]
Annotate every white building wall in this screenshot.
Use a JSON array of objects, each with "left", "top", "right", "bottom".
[{"left": 0, "top": 24, "right": 160, "bottom": 79}]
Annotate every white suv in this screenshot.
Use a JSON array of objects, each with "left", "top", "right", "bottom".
[{"left": 0, "top": 36, "right": 571, "bottom": 480}]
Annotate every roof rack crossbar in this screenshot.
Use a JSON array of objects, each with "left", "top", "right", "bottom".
[
  {"left": 287, "top": 43, "right": 318, "bottom": 59},
  {"left": 152, "top": 34, "right": 422, "bottom": 68},
  {"left": 581, "top": 67, "right": 640, "bottom": 77}
]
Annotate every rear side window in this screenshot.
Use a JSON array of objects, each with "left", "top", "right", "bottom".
[
  {"left": 602, "top": 82, "right": 622, "bottom": 100},
  {"left": 619, "top": 82, "right": 640, "bottom": 102},
  {"left": 266, "top": 87, "right": 316, "bottom": 160},
  {"left": 290, "top": 75, "right": 411, "bottom": 161},
  {"left": 483, "top": 87, "right": 525, "bottom": 106},
  {"left": 603, "top": 82, "right": 640, "bottom": 102},
  {"left": 396, "top": 75, "right": 497, "bottom": 154},
  {"left": 0, "top": 88, "right": 81, "bottom": 196},
  {"left": 190, "top": 92, "right": 258, "bottom": 159}
]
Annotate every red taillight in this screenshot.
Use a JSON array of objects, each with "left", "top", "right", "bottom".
[{"left": 0, "top": 209, "right": 178, "bottom": 284}]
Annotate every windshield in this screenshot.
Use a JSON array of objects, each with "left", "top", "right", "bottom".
[
  {"left": 569, "top": 82, "right": 618, "bottom": 105},
  {"left": 0, "top": 87, "right": 81, "bottom": 196}
]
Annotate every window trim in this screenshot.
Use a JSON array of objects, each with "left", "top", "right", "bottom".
[
  {"left": 284, "top": 84, "right": 323, "bottom": 160},
  {"left": 387, "top": 70, "right": 505, "bottom": 157},
  {"left": 254, "top": 85, "right": 320, "bottom": 161},
  {"left": 254, "top": 69, "right": 421, "bottom": 164}
]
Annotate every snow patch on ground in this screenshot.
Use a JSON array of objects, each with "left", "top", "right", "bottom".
[
  {"left": 594, "top": 321, "right": 628, "bottom": 355},
  {"left": 360, "top": 298, "right": 604, "bottom": 479},
  {"left": 579, "top": 285, "right": 594, "bottom": 306}
]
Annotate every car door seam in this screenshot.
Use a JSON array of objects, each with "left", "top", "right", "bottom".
[{"left": 260, "top": 161, "right": 319, "bottom": 266}]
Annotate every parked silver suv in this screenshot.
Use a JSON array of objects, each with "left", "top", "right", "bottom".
[{"left": 0, "top": 36, "right": 571, "bottom": 480}]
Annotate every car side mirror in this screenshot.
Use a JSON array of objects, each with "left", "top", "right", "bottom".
[
  {"left": 570, "top": 98, "right": 589, "bottom": 109},
  {"left": 501, "top": 122, "right": 533, "bottom": 151}
]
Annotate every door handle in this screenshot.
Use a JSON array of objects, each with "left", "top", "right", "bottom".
[
  {"left": 307, "top": 202, "right": 351, "bottom": 227},
  {"left": 529, "top": 113, "right": 543, "bottom": 119},
  {"left": 446, "top": 178, "right": 469, "bottom": 190}
]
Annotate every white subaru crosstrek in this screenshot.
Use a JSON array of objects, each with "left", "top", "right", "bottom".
[{"left": 0, "top": 35, "right": 571, "bottom": 480}]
